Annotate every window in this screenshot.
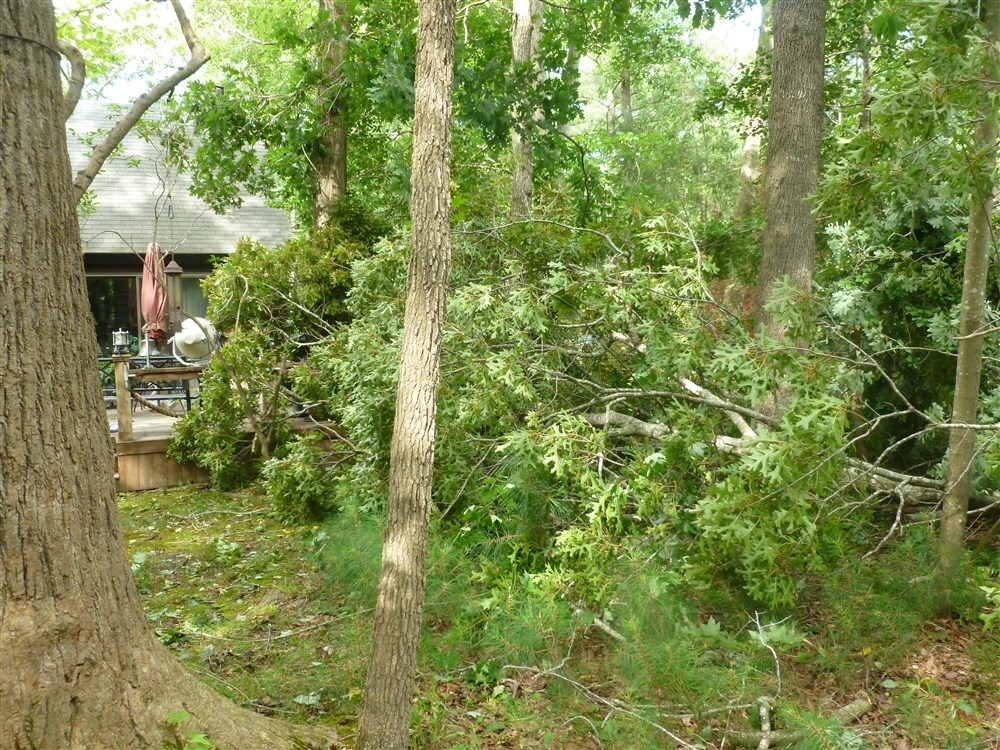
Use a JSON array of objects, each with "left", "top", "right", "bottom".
[
  {"left": 180, "top": 276, "right": 208, "bottom": 319},
  {"left": 87, "top": 276, "right": 138, "bottom": 354}
]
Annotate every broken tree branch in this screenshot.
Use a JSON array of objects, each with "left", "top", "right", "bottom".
[
  {"left": 578, "top": 378, "right": 1000, "bottom": 518},
  {"left": 721, "top": 696, "right": 872, "bottom": 748},
  {"left": 582, "top": 410, "right": 671, "bottom": 438},
  {"left": 70, "top": 0, "right": 209, "bottom": 204}
]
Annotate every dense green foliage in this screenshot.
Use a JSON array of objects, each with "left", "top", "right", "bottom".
[
  {"left": 80, "top": 0, "right": 1000, "bottom": 742},
  {"left": 161, "top": 0, "right": 1000, "bottom": 600}
]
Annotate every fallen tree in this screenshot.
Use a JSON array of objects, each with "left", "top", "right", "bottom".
[{"left": 581, "top": 376, "right": 1000, "bottom": 519}]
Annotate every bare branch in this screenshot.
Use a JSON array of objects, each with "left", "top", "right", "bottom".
[
  {"left": 845, "top": 457, "right": 942, "bottom": 492},
  {"left": 582, "top": 410, "right": 671, "bottom": 438},
  {"left": 681, "top": 378, "right": 757, "bottom": 439},
  {"left": 721, "top": 697, "right": 872, "bottom": 748},
  {"left": 70, "top": 0, "right": 209, "bottom": 204},
  {"left": 56, "top": 39, "right": 86, "bottom": 120},
  {"left": 458, "top": 218, "right": 622, "bottom": 254}
]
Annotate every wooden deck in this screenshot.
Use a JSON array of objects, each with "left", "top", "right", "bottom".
[{"left": 108, "top": 407, "right": 209, "bottom": 491}]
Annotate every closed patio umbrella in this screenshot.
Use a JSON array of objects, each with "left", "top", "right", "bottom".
[{"left": 141, "top": 242, "right": 168, "bottom": 350}]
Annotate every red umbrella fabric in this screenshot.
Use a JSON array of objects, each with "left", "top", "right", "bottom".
[{"left": 141, "top": 242, "right": 168, "bottom": 343}]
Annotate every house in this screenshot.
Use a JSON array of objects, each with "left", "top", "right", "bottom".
[{"left": 68, "top": 100, "right": 294, "bottom": 354}]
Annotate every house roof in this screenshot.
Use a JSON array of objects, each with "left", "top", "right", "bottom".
[{"left": 68, "top": 100, "right": 294, "bottom": 259}]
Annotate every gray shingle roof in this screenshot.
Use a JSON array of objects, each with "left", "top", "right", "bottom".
[{"left": 68, "top": 100, "right": 294, "bottom": 257}]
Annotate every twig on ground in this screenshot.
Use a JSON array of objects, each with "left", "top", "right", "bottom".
[
  {"left": 501, "top": 664, "right": 700, "bottom": 750},
  {"left": 720, "top": 696, "right": 873, "bottom": 748},
  {"left": 185, "top": 608, "right": 373, "bottom": 644},
  {"left": 561, "top": 716, "right": 604, "bottom": 750},
  {"left": 752, "top": 613, "right": 782, "bottom": 697},
  {"left": 757, "top": 696, "right": 775, "bottom": 750},
  {"left": 574, "top": 608, "right": 627, "bottom": 643}
]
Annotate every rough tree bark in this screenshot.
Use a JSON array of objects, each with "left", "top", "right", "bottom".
[
  {"left": 66, "top": 0, "right": 209, "bottom": 205},
  {"left": 939, "top": 0, "right": 999, "bottom": 581},
  {"left": 753, "top": 0, "right": 826, "bottom": 336},
  {"left": 353, "top": 0, "right": 457, "bottom": 744},
  {"left": 0, "top": 3, "right": 334, "bottom": 749},
  {"left": 314, "top": 0, "right": 349, "bottom": 227},
  {"left": 511, "top": 0, "right": 542, "bottom": 218}
]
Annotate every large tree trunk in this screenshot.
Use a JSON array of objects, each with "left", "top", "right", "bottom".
[
  {"left": 0, "top": 4, "right": 333, "bottom": 749},
  {"left": 353, "top": 0, "right": 457, "bottom": 744},
  {"left": 753, "top": 0, "right": 826, "bottom": 336},
  {"left": 939, "top": 0, "right": 999, "bottom": 582},
  {"left": 511, "top": 0, "right": 542, "bottom": 218},
  {"left": 314, "top": 0, "right": 349, "bottom": 228}
]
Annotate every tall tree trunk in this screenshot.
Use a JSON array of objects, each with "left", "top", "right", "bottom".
[
  {"left": 753, "top": 0, "right": 826, "bottom": 337},
  {"left": 858, "top": 23, "right": 871, "bottom": 131},
  {"left": 733, "top": 0, "right": 772, "bottom": 219},
  {"left": 605, "top": 86, "right": 616, "bottom": 134},
  {"left": 511, "top": 0, "right": 542, "bottom": 218},
  {"left": 620, "top": 66, "right": 633, "bottom": 130},
  {"left": 0, "top": 4, "right": 333, "bottom": 749},
  {"left": 939, "top": 0, "right": 999, "bottom": 582},
  {"left": 354, "top": 0, "right": 456, "bottom": 744},
  {"left": 314, "top": 0, "right": 349, "bottom": 227}
]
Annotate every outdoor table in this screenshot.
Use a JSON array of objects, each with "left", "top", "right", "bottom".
[{"left": 129, "top": 365, "right": 204, "bottom": 412}]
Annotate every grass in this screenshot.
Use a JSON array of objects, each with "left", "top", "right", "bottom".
[
  {"left": 120, "top": 487, "right": 1000, "bottom": 749},
  {"left": 121, "top": 487, "right": 366, "bottom": 729}
]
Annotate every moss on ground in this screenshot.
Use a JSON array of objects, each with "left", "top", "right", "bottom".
[{"left": 120, "top": 487, "right": 1000, "bottom": 749}]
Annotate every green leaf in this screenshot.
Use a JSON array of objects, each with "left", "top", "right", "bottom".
[
  {"left": 166, "top": 710, "right": 191, "bottom": 725},
  {"left": 698, "top": 616, "right": 722, "bottom": 638},
  {"left": 870, "top": 12, "right": 906, "bottom": 43}
]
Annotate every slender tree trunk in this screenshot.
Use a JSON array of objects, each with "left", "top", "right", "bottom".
[
  {"left": 620, "top": 66, "right": 633, "bottom": 130},
  {"left": 733, "top": 121, "right": 763, "bottom": 219},
  {"left": 939, "top": 0, "right": 999, "bottom": 582},
  {"left": 733, "top": 0, "right": 772, "bottom": 219},
  {"left": 511, "top": 0, "right": 542, "bottom": 218},
  {"left": 859, "top": 23, "right": 871, "bottom": 131},
  {"left": 753, "top": 0, "right": 826, "bottom": 337},
  {"left": 605, "top": 86, "right": 617, "bottom": 134},
  {"left": 314, "top": 0, "right": 349, "bottom": 227},
  {"left": 0, "top": 4, "right": 333, "bottom": 748},
  {"left": 354, "top": 0, "right": 456, "bottom": 744}
]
